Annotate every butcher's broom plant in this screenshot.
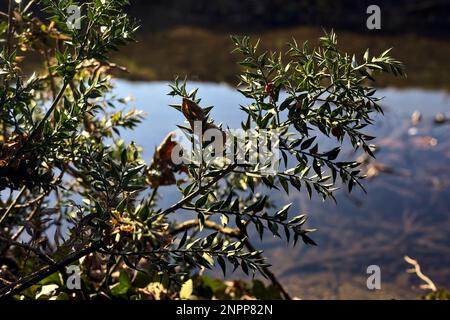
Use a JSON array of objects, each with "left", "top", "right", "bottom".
[{"left": 0, "top": 0, "right": 403, "bottom": 300}]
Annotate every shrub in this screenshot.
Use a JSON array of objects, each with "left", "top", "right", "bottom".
[{"left": 0, "top": 0, "right": 403, "bottom": 300}]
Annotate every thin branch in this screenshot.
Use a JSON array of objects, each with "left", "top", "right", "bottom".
[
  {"left": 43, "top": 49, "right": 57, "bottom": 100},
  {"left": 170, "top": 218, "right": 292, "bottom": 300},
  {"left": 243, "top": 239, "right": 291, "bottom": 300},
  {"left": 37, "top": 61, "right": 127, "bottom": 82},
  {"left": 160, "top": 164, "right": 237, "bottom": 216},
  {"left": 9, "top": 192, "right": 47, "bottom": 210},
  {"left": 23, "top": 0, "right": 37, "bottom": 14},
  {"left": 182, "top": 205, "right": 297, "bottom": 230},
  {"left": 96, "top": 256, "right": 123, "bottom": 292},
  {"left": 0, "top": 235, "right": 55, "bottom": 265},
  {"left": 6, "top": 0, "right": 14, "bottom": 57},
  {"left": 0, "top": 241, "right": 102, "bottom": 299},
  {"left": 149, "top": 186, "right": 159, "bottom": 206},
  {"left": 11, "top": 201, "right": 41, "bottom": 241},
  {"left": 99, "top": 248, "right": 249, "bottom": 256},
  {"left": 6, "top": 81, "right": 68, "bottom": 169},
  {"left": 404, "top": 255, "right": 438, "bottom": 292},
  {"left": 0, "top": 186, "right": 26, "bottom": 225},
  {"left": 10, "top": 170, "right": 63, "bottom": 240},
  {"left": 171, "top": 219, "right": 240, "bottom": 238}
]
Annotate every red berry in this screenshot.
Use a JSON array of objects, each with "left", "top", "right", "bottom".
[
  {"left": 331, "top": 127, "right": 343, "bottom": 137},
  {"left": 264, "top": 82, "right": 274, "bottom": 94}
]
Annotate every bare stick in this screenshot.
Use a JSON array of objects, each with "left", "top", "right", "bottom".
[
  {"left": 6, "top": 0, "right": 14, "bottom": 56},
  {"left": 171, "top": 219, "right": 241, "bottom": 238},
  {"left": 404, "top": 255, "right": 437, "bottom": 292},
  {"left": 0, "top": 186, "right": 26, "bottom": 225}
]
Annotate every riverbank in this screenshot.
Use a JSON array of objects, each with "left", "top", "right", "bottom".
[{"left": 111, "top": 26, "right": 450, "bottom": 91}]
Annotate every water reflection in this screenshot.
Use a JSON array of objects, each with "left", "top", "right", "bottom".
[{"left": 117, "top": 80, "right": 450, "bottom": 299}]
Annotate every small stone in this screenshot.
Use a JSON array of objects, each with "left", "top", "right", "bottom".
[
  {"left": 434, "top": 113, "right": 446, "bottom": 124},
  {"left": 408, "top": 127, "right": 418, "bottom": 136},
  {"left": 410, "top": 111, "right": 421, "bottom": 126}
]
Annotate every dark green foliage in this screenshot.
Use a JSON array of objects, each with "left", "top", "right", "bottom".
[{"left": 0, "top": 0, "right": 403, "bottom": 300}]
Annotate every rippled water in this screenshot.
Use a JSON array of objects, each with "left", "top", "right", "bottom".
[{"left": 116, "top": 80, "right": 450, "bottom": 299}]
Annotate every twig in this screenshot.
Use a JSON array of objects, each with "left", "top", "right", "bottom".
[
  {"left": 0, "top": 241, "right": 102, "bottom": 299},
  {"left": 98, "top": 248, "right": 248, "bottom": 257},
  {"left": 43, "top": 49, "right": 57, "bottom": 100},
  {"left": 149, "top": 186, "right": 159, "bottom": 205},
  {"left": 244, "top": 240, "right": 292, "bottom": 300},
  {"left": 6, "top": 0, "right": 14, "bottom": 57},
  {"left": 37, "top": 61, "right": 127, "bottom": 82},
  {"left": 6, "top": 81, "right": 68, "bottom": 169},
  {"left": 0, "top": 235, "right": 55, "bottom": 265},
  {"left": 160, "top": 164, "right": 237, "bottom": 216},
  {"left": 171, "top": 219, "right": 240, "bottom": 238},
  {"left": 0, "top": 186, "right": 26, "bottom": 225},
  {"left": 96, "top": 256, "right": 123, "bottom": 292},
  {"left": 9, "top": 192, "right": 46, "bottom": 209},
  {"left": 171, "top": 218, "right": 292, "bottom": 300},
  {"left": 182, "top": 205, "right": 295, "bottom": 230},
  {"left": 11, "top": 201, "right": 41, "bottom": 241},
  {"left": 23, "top": 0, "right": 37, "bottom": 14},
  {"left": 404, "top": 255, "right": 437, "bottom": 292}
]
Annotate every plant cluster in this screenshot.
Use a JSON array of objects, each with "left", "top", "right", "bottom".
[{"left": 0, "top": 0, "right": 402, "bottom": 300}]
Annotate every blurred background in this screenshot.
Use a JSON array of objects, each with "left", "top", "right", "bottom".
[
  {"left": 114, "top": 0, "right": 450, "bottom": 90},
  {"left": 106, "top": 0, "right": 450, "bottom": 299}
]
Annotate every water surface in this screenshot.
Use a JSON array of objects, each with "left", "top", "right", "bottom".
[{"left": 117, "top": 80, "right": 450, "bottom": 299}]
